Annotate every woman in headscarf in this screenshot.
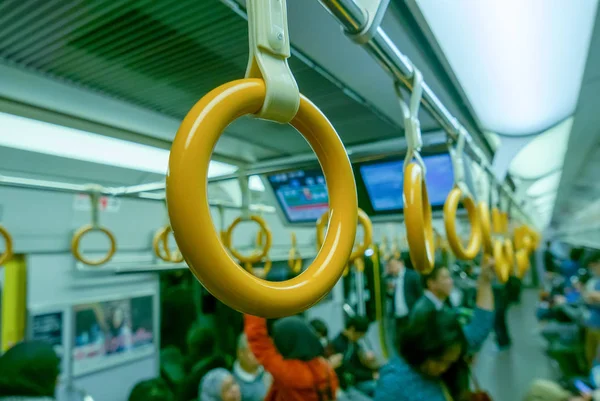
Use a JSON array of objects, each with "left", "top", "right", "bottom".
[
  {"left": 199, "top": 368, "right": 241, "bottom": 401},
  {"left": 0, "top": 340, "right": 60, "bottom": 400},
  {"left": 244, "top": 314, "right": 338, "bottom": 401}
]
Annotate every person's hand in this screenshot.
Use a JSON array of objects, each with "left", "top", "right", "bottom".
[
  {"left": 363, "top": 351, "right": 376, "bottom": 363},
  {"left": 253, "top": 267, "right": 267, "bottom": 279},
  {"left": 554, "top": 295, "right": 567, "bottom": 305},
  {"left": 478, "top": 258, "right": 495, "bottom": 284},
  {"left": 328, "top": 353, "right": 343, "bottom": 369}
]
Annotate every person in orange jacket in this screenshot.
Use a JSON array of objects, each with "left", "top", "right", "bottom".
[{"left": 244, "top": 314, "right": 339, "bottom": 401}]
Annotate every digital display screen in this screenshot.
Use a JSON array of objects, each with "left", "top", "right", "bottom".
[
  {"left": 267, "top": 169, "right": 329, "bottom": 223},
  {"left": 359, "top": 153, "right": 455, "bottom": 212}
]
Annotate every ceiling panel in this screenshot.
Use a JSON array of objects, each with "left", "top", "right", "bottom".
[
  {"left": 554, "top": 8, "right": 600, "bottom": 229},
  {"left": 0, "top": 0, "right": 400, "bottom": 160}
]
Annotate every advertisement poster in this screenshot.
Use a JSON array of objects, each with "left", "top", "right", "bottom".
[
  {"left": 72, "top": 295, "right": 154, "bottom": 376},
  {"left": 31, "top": 311, "right": 64, "bottom": 361}
]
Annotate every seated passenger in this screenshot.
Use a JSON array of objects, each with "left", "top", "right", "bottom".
[
  {"left": 330, "top": 316, "right": 378, "bottom": 397},
  {"left": 582, "top": 251, "right": 600, "bottom": 369},
  {"left": 413, "top": 263, "right": 455, "bottom": 314},
  {"left": 233, "top": 334, "right": 271, "bottom": 401},
  {"left": 0, "top": 340, "right": 60, "bottom": 399},
  {"left": 199, "top": 368, "right": 241, "bottom": 401},
  {"left": 244, "top": 314, "right": 338, "bottom": 401},
  {"left": 129, "top": 378, "right": 175, "bottom": 401},
  {"left": 374, "top": 259, "right": 495, "bottom": 401}
]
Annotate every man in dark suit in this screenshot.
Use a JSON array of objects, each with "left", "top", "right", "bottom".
[
  {"left": 386, "top": 254, "right": 423, "bottom": 338},
  {"left": 411, "top": 262, "right": 455, "bottom": 318}
]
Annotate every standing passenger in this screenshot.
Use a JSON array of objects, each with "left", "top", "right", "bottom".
[
  {"left": 386, "top": 254, "right": 423, "bottom": 337},
  {"left": 412, "top": 263, "right": 454, "bottom": 315},
  {"left": 244, "top": 314, "right": 338, "bottom": 401},
  {"left": 374, "top": 259, "right": 495, "bottom": 401},
  {"left": 233, "top": 334, "right": 270, "bottom": 401}
]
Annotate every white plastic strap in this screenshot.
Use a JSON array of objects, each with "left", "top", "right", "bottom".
[
  {"left": 475, "top": 163, "right": 489, "bottom": 203},
  {"left": 238, "top": 172, "right": 251, "bottom": 220},
  {"left": 245, "top": 0, "right": 300, "bottom": 123},
  {"left": 346, "top": 0, "right": 390, "bottom": 45},
  {"left": 396, "top": 68, "right": 425, "bottom": 172},
  {"left": 85, "top": 184, "right": 103, "bottom": 228},
  {"left": 448, "top": 126, "right": 469, "bottom": 197}
]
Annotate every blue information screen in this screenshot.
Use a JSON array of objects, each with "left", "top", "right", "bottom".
[
  {"left": 359, "top": 153, "right": 455, "bottom": 212},
  {"left": 267, "top": 169, "right": 329, "bottom": 223}
]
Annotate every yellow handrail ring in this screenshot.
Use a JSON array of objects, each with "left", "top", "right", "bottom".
[
  {"left": 478, "top": 202, "right": 493, "bottom": 255},
  {"left": 404, "top": 162, "right": 435, "bottom": 274},
  {"left": 493, "top": 239, "right": 509, "bottom": 283},
  {"left": 166, "top": 79, "right": 358, "bottom": 318},
  {"left": 492, "top": 207, "right": 502, "bottom": 234},
  {"left": 288, "top": 232, "right": 302, "bottom": 274},
  {"left": 316, "top": 208, "right": 372, "bottom": 263},
  {"left": 504, "top": 238, "right": 515, "bottom": 269},
  {"left": 516, "top": 248, "right": 530, "bottom": 278},
  {"left": 155, "top": 226, "right": 185, "bottom": 263},
  {"left": 226, "top": 215, "right": 272, "bottom": 265},
  {"left": 71, "top": 224, "right": 116, "bottom": 266},
  {"left": 153, "top": 226, "right": 170, "bottom": 262},
  {"left": 443, "top": 188, "right": 482, "bottom": 260},
  {"left": 0, "top": 225, "right": 13, "bottom": 266}
]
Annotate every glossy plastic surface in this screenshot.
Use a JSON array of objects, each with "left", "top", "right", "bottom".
[
  {"left": 226, "top": 215, "right": 272, "bottom": 265},
  {"left": 153, "top": 226, "right": 184, "bottom": 263},
  {"left": 493, "top": 239, "right": 510, "bottom": 283},
  {"left": 492, "top": 207, "right": 503, "bottom": 234},
  {"left": 443, "top": 187, "right": 482, "bottom": 260},
  {"left": 403, "top": 162, "right": 435, "bottom": 274},
  {"left": 316, "top": 208, "right": 372, "bottom": 263},
  {"left": 478, "top": 201, "right": 493, "bottom": 254},
  {"left": 71, "top": 224, "right": 116, "bottom": 266},
  {"left": 166, "top": 79, "right": 357, "bottom": 317},
  {"left": 288, "top": 232, "right": 302, "bottom": 274}
]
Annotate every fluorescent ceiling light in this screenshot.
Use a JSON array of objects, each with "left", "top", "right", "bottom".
[
  {"left": 416, "top": 0, "right": 597, "bottom": 134},
  {"left": 0, "top": 112, "right": 237, "bottom": 177},
  {"left": 527, "top": 170, "right": 562, "bottom": 197},
  {"left": 509, "top": 118, "right": 572, "bottom": 180},
  {"left": 249, "top": 175, "right": 265, "bottom": 192}
]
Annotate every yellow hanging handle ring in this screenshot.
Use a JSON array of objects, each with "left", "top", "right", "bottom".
[
  {"left": 71, "top": 225, "right": 116, "bottom": 266},
  {"left": 0, "top": 224, "right": 13, "bottom": 266},
  {"left": 166, "top": 79, "right": 358, "bottom": 318},
  {"left": 404, "top": 162, "right": 435, "bottom": 274},
  {"left": 492, "top": 207, "right": 503, "bottom": 234},
  {"left": 478, "top": 201, "right": 493, "bottom": 254},
  {"left": 316, "top": 208, "right": 372, "bottom": 264},
  {"left": 516, "top": 248, "right": 531, "bottom": 278},
  {"left": 71, "top": 191, "right": 116, "bottom": 266},
  {"left": 493, "top": 239, "right": 509, "bottom": 283},
  {"left": 288, "top": 232, "right": 302, "bottom": 274},
  {"left": 153, "top": 226, "right": 185, "bottom": 263},
  {"left": 226, "top": 215, "right": 272, "bottom": 265},
  {"left": 443, "top": 187, "right": 482, "bottom": 260}
]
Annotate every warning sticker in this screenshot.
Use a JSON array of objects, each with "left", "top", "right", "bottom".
[{"left": 73, "top": 193, "right": 121, "bottom": 213}]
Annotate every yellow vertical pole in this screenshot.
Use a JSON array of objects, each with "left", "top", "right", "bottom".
[{"left": 1, "top": 254, "right": 27, "bottom": 352}]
